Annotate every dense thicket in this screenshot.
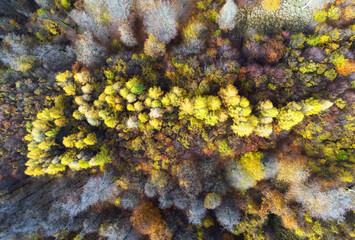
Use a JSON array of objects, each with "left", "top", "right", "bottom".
[{"left": 0, "top": 0, "right": 354, "bottom": 239}]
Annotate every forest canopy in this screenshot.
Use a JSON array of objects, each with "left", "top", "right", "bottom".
[{"left": 0, "top": 0, "right": 354, "bottom": 239}]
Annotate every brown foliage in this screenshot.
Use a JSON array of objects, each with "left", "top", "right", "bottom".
[
  {"left": 259, "top": 188, "right": 298, "bottom": 229},
  {"left": 277, "top": 153, "right": 310, "bottom": 184},
  {"left": 131, "top": 202, "right": 163, "bottom": 235},
  {"left": 335, "top": 59, "right": 355, "bottom": 76},
  {"left": 264, "top": 39, "right": 285, "bottom": 64}
]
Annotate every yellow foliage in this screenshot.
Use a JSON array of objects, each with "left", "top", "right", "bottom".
[
  {"left": 63, "top": 83, "right": 76, "bottom": 95},
  {"left": 180, "top": 98, "right": 195, "bottom": 115},
  {"left": 219, "top": 84, "right": 240, "bottom": 106},
  {"left": 60, "top": 150, "right": 77, "bottom": 165},
  {"left": 277, "top": 103, "right": 304, "bottom": 131},
  {"left": 203, "top": 216, "right": 214, "bottom": 228},
  {"left": 231, "top": 115, "right": 258, "bottom": 137},
  {"left": 49, "top": 108, "right": 63, "bottom": 119},
  {"left": 25, "top": 165, "right": 47, "bottom": 176},
  {"left": 38, "top": 140, "right": 55, "bottom": 150},
  {"left": 149, "top": 119, "right": 162, "bottom": 129},
  {"left": 148, "top": 86, "right": 164, "bottom": 99},
  {"left": 43, "top": 19, "right": 60, "bottom": 35},
  {"left": 75, "top": 139, "right": 86, "bottom": 149},
  {"left": 56, "top": 70, "right": 73, "bottom": 83},
  {"left": 63, "top": 134, "right": 76, "bottom": 148},
  {"left": 207, "top": 96, "right": 221, "bottom": 110},
  {"left": 46, "top": 163, "right": 66, "bottom": 175},
  {"left": 239, "top": 151, "right": 265, "bottom": 182},
  {"left": 17, "top": 56, "right": 35, "bottom": 72},
  {"left": 342, "top": 5, "right": 355, "bottom": 22},
  {"left": 183, "top": 20, "right": 205, "bottom": 40},
  {"left": 74, "top": 71, "right": 90, "bottom": 84},
  {"left": 277, "top": 154, "right": 309, "bottom": 184},
  {"left": 144, "top": 34, "right": 166, "bottom": 58},
  {"left": 54, "top": 117, "right": 67, "bottom": 127},
  {"left": 314, "top": 10, "right": 327, "bottom": 23},
  {"left": 261, "top": 0, "right": 281, "bottom": 12},
  {"left": 60, "top": 0, "right": 71, "bottom": 8}
]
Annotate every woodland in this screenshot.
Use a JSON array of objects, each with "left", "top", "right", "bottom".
[{"left": 0, "top": 0, "right": 354, "bottom": 239}]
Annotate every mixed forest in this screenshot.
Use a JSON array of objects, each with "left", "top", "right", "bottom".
[{"left": 0, "top": 0, "right": 354, "bottom": 239}]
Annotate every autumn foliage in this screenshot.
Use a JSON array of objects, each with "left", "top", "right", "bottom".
[{"left": 0, "top": 0, "right": 354, "bottom": 240}]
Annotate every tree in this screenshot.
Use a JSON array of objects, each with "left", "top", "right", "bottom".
[
  {"left": 288, "top": 183, "right": 355, "bottom": 221},
  {"left": 277, "top": 102, "right": 305, "bottom": 131},
  {"left": 60, "top": 175, "right": 117, "bottom": 217},
  {"left": 131, "top": 202, "right": 163, "bottom": 235},
  {"left": 277, "top": 154, "right": 310, "bottom": 184},
  {"left": 74, "top": 31, "right": 107, "bottom": 67},
  {"left": 35, "top": 0, "right": 55, "bottom": 10},
  {"left": 176, "top": 20, "right": 207, "bottom": 55},
  {"left": 186, "top": 198, "right": 207, "bottom": 225},
  {"left": 172, "top": 159, "right": 202, "bottom": 197},
  {"left": 120, "top": 190, "right": 142, "bottom": 210},
  {"left": 259, "top": 189, "right": 298, "bottom": 229},
  {"left": 227, "top": 162, "right": 257, "bottom": 190},
  {"left": 144, "top": 33, "right": 166, "bottom": 58},
  {"left": 215, "top": 199, "right": 241, "bottom": 233},
  {"left": 255, "top": 100, "right": 279, "bottom": 138},
  {"left": 239, "top": 151, "right": 265, "bottom": 183},
  {"left": 99, "top": 220, "right": 142, "bottom": 240},
  {"left": 139, "top": 0, "right": 178, "bottom": 43},
  {"left": 106, "top": 0, "right": 137, "bottom": 46},
  {"left": 34, "top": 45, "right": 76, "bottom": 71},
  {"left": 204, "top": 192, "right": 222, "bottom": 209},
  {"left": 119, "top": 22, "right": 138, "bottom": 47},
  {"left": 216, "top": 0, "right": 239, "bottom": 31},
  {"left": 227, "top": 152, "right": 266, "bottom": 190},
  {"left": 262, "top": 154, "right": 279, "bottom": 179},
  {"left": 0, "top": 34, "right": 35, "bottom": 72},
  {"left": 106, "top": 0, "right": 133, "bottom": 22},
  {"left": 69, "top": 9, "right": 110, "bottom": 42}
]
